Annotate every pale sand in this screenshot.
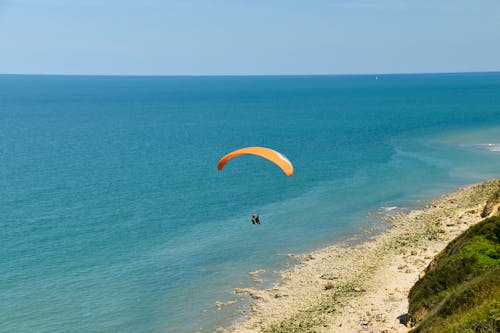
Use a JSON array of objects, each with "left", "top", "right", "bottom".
[{"left": 225, "top": 179, "right": 500, "bottom": 333}]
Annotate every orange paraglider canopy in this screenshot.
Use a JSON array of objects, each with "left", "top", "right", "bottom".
[{"left": 217, "top": 147, "right": 294, "bottom": 176}]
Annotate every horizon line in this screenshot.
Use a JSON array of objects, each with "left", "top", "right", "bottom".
[{"left": 1, "top": 70, "right": 500, "bottom": 78}]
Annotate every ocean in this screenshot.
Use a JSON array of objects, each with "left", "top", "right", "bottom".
[{"left": 1, "top": 73, "right": 499, "bottom": 332}]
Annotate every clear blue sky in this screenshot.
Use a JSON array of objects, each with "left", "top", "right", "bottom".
[{"left": 1, "top": 0, "right": 499, "bottom": 75}]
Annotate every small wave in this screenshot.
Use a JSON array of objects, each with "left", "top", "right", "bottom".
[
  {"left": 380, "top": 206, "right": 398, "bottom": 211},
  {"left": 486, "top": 143, "right": 500, "bottom": 152},
  {"left": 468, "top": 143, "right": 500, "bottom": 153}
]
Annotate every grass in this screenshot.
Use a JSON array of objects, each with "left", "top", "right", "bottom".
[{"left": 408, "top": 216, "right": 500, "bottom": 332}]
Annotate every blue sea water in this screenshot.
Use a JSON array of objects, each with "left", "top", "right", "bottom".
[{"left": 1, "top": 73, "right": 500, "bottom": 332}]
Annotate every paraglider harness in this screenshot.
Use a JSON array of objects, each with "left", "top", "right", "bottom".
[{"left": 251, "top": 213, "right": 260, "bottom": 225}]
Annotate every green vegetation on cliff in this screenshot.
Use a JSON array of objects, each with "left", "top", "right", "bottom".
[{"left": 408, "top": 216, "right": 500, "bottom": 332}]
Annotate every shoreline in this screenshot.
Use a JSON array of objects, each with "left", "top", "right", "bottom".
[{"left": 225, "top": 179, "right": 500, "bottom": 333}]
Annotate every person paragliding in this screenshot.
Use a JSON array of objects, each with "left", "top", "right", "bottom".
[
  {"left": 218, "top": 146, "right": 293, "bottom": 225},
  {"left": 251, "top": 213, "right": 260, "bottom": 225}
]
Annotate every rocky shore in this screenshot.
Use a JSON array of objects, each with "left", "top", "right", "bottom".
[{"left": 225, "top": 179, "right": 500, "bottom": 333}]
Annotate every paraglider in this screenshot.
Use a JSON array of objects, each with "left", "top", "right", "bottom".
[
  {"left": 218, "top": 146, "right": 293, "bottom": 225},
  {"left": 217, "top": 146, "right": 294, "bottom": 176}
]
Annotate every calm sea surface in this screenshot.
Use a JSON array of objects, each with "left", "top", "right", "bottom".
[{"left": 1, "top": 73, "right": 500, "bottom": 332}]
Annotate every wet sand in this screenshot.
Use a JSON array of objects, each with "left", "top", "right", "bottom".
[{"left": 226, "top": 179, "right": 500, "bottom": 333}]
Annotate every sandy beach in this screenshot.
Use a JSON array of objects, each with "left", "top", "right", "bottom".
[{"left": 225, "top": 179, "right": 500, "bottom": 333}]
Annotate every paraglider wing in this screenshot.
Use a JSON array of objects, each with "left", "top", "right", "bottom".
[{"left": 217, "top": 147, "right": 294, "bottom": 176}]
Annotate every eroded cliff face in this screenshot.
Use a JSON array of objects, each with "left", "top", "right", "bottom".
[{"left": 481, "top": 182, "right": 500, "bottom": 217}]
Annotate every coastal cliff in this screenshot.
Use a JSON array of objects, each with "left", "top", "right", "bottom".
[{"left": 407, "top": 196, "right": 500, "bottom": 332}]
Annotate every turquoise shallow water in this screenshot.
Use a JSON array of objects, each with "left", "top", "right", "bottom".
[{"left": 1, "top": 73, "right": 500, "bottom": 332}]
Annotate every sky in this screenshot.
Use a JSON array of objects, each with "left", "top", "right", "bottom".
[{"left": 0, "top": 0, "right": 499, "bottom": 75}]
